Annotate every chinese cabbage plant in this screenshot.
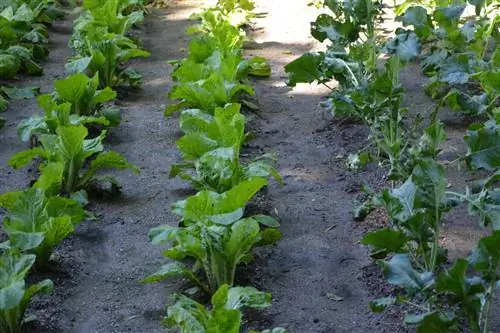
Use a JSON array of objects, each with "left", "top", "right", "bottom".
[
  {"left": 66, "top": 0, "right": 150, "bottom": 88},
  {"left": 66, "top": 31, "right": 150, "bottom": 88},
  {"left": 0, "top": 188, "right": 88, "bottom": 270},
  {"left": 147, "top": 2, "right": 281, "bottom": 332},
  {"left": 165, "top": 9, "right": 270, "bottom": 115},
  {"left": 171, "top": 104, "right": 282, "bottom": 192},
  {"left": 143, "top": 178, "right": 282, "bottom": 294},
  {"left": 18, "top": 73, "right": 121, "bottom": 142},
  {"left": 72, "top": 0, "right": 145, "bottom": 44},
  {"left": 165, "top": 284, "right": 286, "bottom": 333},
  {"left": 0, "top": 250, "right": 53, "bottom": 333},
  {"left": 0, "top": 2, "right": 60, "bottom": 79},
  {"left": 9, "top": 125, "right": 139, "bottom": 195},
  {"left": 191, "top": 0, "right": 258, "bottom": 28}
]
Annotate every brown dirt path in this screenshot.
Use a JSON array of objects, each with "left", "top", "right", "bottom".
[{"left": 240, "top": 1, "right": 401, "bottom": 332}]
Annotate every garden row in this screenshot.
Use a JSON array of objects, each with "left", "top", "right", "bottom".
[
  {"left": 286, "top": 0, "right": 499, "bottom": 331},
  {"left": 141, "top": 1, "right": 286, "bottom": 332},
  {"left": 0, "top": 0, "right": 64, "bottom": 128},
  {"left": 0, "top": 1, "right": 150, "bottom": 332}
]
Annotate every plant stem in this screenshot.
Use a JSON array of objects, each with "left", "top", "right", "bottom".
[
  {"left": 480, "top": 15, "right": 497, "bottom": 61},
  {"left": 429, "top": 204, "right": 440, "bottom": 271},
  {"left": 480, "top": 273, "right": 498, "bottom": 333},
  {"left": 204, "top": 258, "right": 217, "bottom": 294},
  {"left": 402, "top": 299, "right": 427, "bottom": 311},
  {"left": 337, "top": 59, "right": 359, "bottom": 88},
  {"left": 65, "top": 159, "right": 77, "bottom": 195},
  {"left": 321, "top": 82, "right": 334, "bottom": 91},
  {"left": 481, "top": 293, "right": 492, "bottom": 333},
  {"left": 365, "top": 0, "right": 377, "bottom": 73}
]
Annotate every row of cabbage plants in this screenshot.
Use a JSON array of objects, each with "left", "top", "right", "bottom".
[
  {"left": 0, "top": 1, "right": 148, "bottom": 332},
  {"left": 143, "top": 1, "right": 286, "bottom": 332},
  {"left": 0, "top": 0, "right": 64, "bottom": 129}
]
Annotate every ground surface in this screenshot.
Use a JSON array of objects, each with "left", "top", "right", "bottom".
[{"left": 0, "top": 1, "right": 497, "bottom": 332}]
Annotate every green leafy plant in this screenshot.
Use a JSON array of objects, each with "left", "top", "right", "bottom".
[
  {"left": 326, "top": 56, "right": 440, "bottom": 181},
  {"left": 0, "top": 250, "right": 53, "bottom": 333},
  {"left": 171, "top": 147, "right": 282, "bottom": 193},
  {"left": 165, "top": 9, "right": 271, "bottom": 115},
  {"left": 0, "top": 46, "right": 42, "bottom": 78},
  {"left": 167, "top": 70, "right": 254, "bottom": 115},
  {"left": 72, "top": 0, "right": 145, "bottom": 44},
  {"left": 9, "top": 124, "right": 139, "bottom": 195},
  {"left": 464, "top": 119, "right": 499, "bottom": 172},
  {"left": 17, "top": 96, "right": 110, "bottom": 144},
  {"left": 0, "top": 85, "right": 39, "bottom": 130},
  {"left": 165, "top": 284, "right": 284, "bottom": 333},
  {"left": 170, "top": 104, "right": 282, "bottom": 192},
  {"left": 186, "top": 9, "right": 245, "bottom": 53},
  {"left": 18, "top": 72, "right": 120, "bottom": 142},
  {"left": 445, "top": 119, "right": 500, "bottom": 230},
  {"left": 0, "top": 0, "right": 63, "bottom": 23},
  {"left": 166, "top": 51, "right": 256, "bottom": 114},
  {"left": 439, "top": 48, "right": 499, "bottom": 120},
  {"left": 0, "top": 4, "right": 48, "bottom": 50},
  {"left": 176, "top": 103, "right": 246, "bottom": 159},
  {"left": 190, "top": 0, "right": 259, "bottom": 32},
  {"left": 369, "top": 231, "right": 500, "bottom": 333},
  {"left": 63, "top": 0, "right": 149, "bottom": 87},
  {"left": 0, "top": 3, "right": 55, "bottom": 79},
  {"left": 67, "top": 30, "right": 150, "bottom": 88},
  {"left": 397, "top": 2, "right": 499, "bottom": 111},
  {"left": 400, "top": 3, "right": 498, "bottom": 72},
  {"left": 143, "top": 178, "right": 281, "bottom": 294},
  {"left": 361, "top": 158, "right": 451, "bottom": 265},
  {"left": 360, "top": 118, "right": 499, "bottom": 332},
  {"left": 283, "top": 1, "right": 423, "bottom": 179},
  {"left": 285, "top": 0, "right": 388, "bottom": 90},
  {"left": 0, "top": 188, "right": 88, "bottom": 270},
  {"left": 51, "top": 73, "right": 119, "bottom": 120},
  {"left": 285, "top": 0, "right": 421, "bottom": 91}
]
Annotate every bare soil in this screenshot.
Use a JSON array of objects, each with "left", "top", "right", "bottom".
[{"left": 0, "top": 1, "right": 497, "bottom": 333}]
